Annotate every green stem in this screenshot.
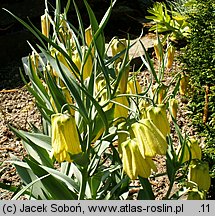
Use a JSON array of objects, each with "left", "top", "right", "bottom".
[
  {"left": 79, "top": 168, "right": 88, "bottom": 200},
  {"left": 164, "top": 171, "right": 176, "bottom": 200}
]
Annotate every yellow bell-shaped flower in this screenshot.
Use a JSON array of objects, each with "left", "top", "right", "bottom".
[
  {"left": 146, "top": 104, "right": 170, "bottom": 137},
  {"left": 113, "top": 96, "right": 129, "bottom": 123},
  {"left": 167, "top": 45, "right": 175, "bottom": 69},
  {"left": 131, "top": 119, "right": 168, "bottom": 157},
  {"left": 95, "top": 79, "right": 113, "bottom": 111},
  {"left": 72, "top": 48, "right": 93, "bottom": 80},
  {"left": 30, "top": 51, "right": 39, "bottom": 73},
  {"left": 156, "top": 84, "right": 167, "bottom": 104},
  {"left": 169, "top": 98, "right": 178, "bottom": 120},
  {"left": 153, "top": 40, "right": 163, "bottom": 62},
  {"left": 121, "top": 138, "right": 157, "bottom": 180},
  {"left": 111, "top": 38, "right": 127, "bottom": 64},
  {"left": 85, "top": 25, "right": 94, "bottom": 55},
  {"left": 51, "top": 113, "right": 82, "bottom": 163},
  {"left": 111, "top": 38, "right": 130, "bottom": 93},
  {"left": 177, "top": 139, "right": 202, "bottom": 163},
  {"left": 127, "top": 78, "right": 142, "bottom": 94},
  {"left": 41, "top": 13, "right": 50, "bottom": 38},
  {"left": 51, "top": 48, "right": 73, "bottom": 76},
  {"left": 188, "top": 160, "right": 211, "bottom": 191},
  {"left": 179, "top": 74, "right": 189, "bottom": 95},
  {"left": 82, "top": 48, "right": 93, "bottom": 80}
]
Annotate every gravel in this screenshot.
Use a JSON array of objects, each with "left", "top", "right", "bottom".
[{"left": 0, "top": 88, "right": 41, "bottom": 200}]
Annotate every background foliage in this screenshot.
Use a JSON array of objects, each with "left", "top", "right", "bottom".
[{"left": 179, "top": 0, "right": 215, "bottom": 196}]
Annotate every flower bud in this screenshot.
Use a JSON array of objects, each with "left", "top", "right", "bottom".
[
  {"left": 146, "top": 104, "right": 170, "bottom": 137},
  {"left": 188, "top": 160, "right": 211, "bottom": 191},
  {"left": 51, "top": 113, "right": 82, "bottom": 162},
  {"left": 72, "top": 48, "right": 93, "bottom": 80},
  {"left": 111, "top": 38, "right": 130, "bottom": 93}
]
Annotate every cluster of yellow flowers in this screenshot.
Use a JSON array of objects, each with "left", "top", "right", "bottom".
[
  {"left": 179, "top": 139, "right": 211, "bottom": 199},
  {"left": 120, "top": 104, "right": 170, "bottom": 180},
  {"left": 40, "top": 12, "right": 95, "bottom": 163},
  {"left": 40, "top": 12, "right": 210, "bottom": 197},
  {"left": 41, "top": 12, "right": 94, "bottom": 81},
  {"left": 153, "top": 40, "right": 190, "bottom": 96}
]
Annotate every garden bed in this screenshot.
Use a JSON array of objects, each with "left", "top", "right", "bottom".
[{"left": 0, "top": 31, "right": 198, "bottom": 200}]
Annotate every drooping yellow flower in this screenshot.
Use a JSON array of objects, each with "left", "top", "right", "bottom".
[
  {"left": 111, "top": 38, "right": 127, "bottom": 64},
  {"left": 82, "top": 48, "right": 93, "bottom": 80},
  {"left": 41, "top": 13, "right": 50, "bottom": 38},
  {"left": 127, "top": 78, "right": 142, "bottom": 94},
  {"left": 188, "top": 160, "right": 211, "bottom": 191},
  {"left": 85, "top": 25, "right": 94, "bottom": 55},
  {"left": 111, "top": 38, "right": 130, "bottom": 93},
  {"left": 51, "top": 48, "right": 73, "bottom": 75},
  {"left": 169, "top": 98, "right": 178, "bottom": 120},
  {"left": 30, "top": 51, "right": 39, "bottom": 73},
  {"left": 153, "top": 40, "right": 163, "bottom": 62},
  {"left": 121, "top": 138, "right": 157, "bottom": 180},
  {"left": 113, "top": 96, "right": 129, "bottom": 123},
  {"left": 72, "top": 48, "right": 93, "bottom": 80},
  {"left": 131, "top": 119, "right": 168, "bottom": 157},
  {"left": 146, "top": 104, "right": 170, "bottom": 137},
  {"left": 167, "top": 45, "right": 175, "bottom": 69},
  {"left": 51, "top": 113, "right": 82, "bottom": 163},
  {"left": 177, "top": 138, "right": 202, "bottom": 163},
  {"left": 156, "top": 84, "right": 167, "bottom": 104},
  {"left": 179, "top": 74, "right": 189, "bottom": 95}
]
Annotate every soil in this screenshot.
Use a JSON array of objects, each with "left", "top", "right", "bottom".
[
  {"left": 0, "top": 88, "right": 41, "bottom": 200},
  {"left": 0, "top": 32, "right": 205, "bottom": 200}
]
